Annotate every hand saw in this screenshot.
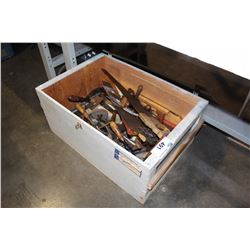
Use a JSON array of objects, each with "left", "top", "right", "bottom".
[{"left": 102, "top": 69, "right": 170, "bottom": 138}]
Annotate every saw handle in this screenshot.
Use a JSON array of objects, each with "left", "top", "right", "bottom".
[
  {"left": 135, "top": 85, "right": 143, "bottom": 99},
  {"left": 139, "top": 113, "right": 166, "bottom": 138}
]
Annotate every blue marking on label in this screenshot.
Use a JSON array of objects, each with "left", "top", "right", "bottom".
[{"left": 114, "top": 148, "right": 120, "bottom": 160}]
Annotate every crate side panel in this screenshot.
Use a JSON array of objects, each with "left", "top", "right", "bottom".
[
  {"left": 37, "top": 90, "right": 150, "bottom": 203},
  {"left": 103, "top": 56, "right": 200, "bottom": 117},
  {"left": 42, "top": 57, "right": 106, "bottom": 110}
]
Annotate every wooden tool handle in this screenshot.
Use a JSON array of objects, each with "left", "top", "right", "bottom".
[
  {"left": 138, "top": 133, "right": 146, "bottom": 142},
  {"left": 76, "top": 103, "right": 85, "bottom": 114},
  {"left": 76, "top": 103, "right": 93, "bottom": 125},
  {"left": 139, "top": 113, "right": 165, "bottom": 138},
  {"left": 110, "top": 121, "right": 124, "bottom": 142}
]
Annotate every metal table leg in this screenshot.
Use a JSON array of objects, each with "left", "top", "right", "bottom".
[
  {"left": 61, "top": 43, "right": 77, "bottom": 70},
  {"left": 37, "top": 43, "right": 56, "bottom": 79}
]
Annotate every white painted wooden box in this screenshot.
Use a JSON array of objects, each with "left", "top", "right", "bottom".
[{"left": 36, "top": 53, "right": 208, "bottom": 204}]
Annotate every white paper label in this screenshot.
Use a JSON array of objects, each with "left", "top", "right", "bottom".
[
  {"left": 145, "top": 137, "right": 174, "bottom": 166},
  {"left": 152, "top": 137, "right": 174, "bottom": 158},
  {"left": 114, "top": 149, "right": 141, "bottom": 176}
]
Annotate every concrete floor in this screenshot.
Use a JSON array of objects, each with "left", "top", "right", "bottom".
[{"left": 1, "top": 45, "right": 250, "bottom": 207}]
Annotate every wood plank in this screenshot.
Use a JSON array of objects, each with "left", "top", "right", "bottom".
[
  {"left": 103, "top": 56, "right": 200, "bottom": 117},
  {"left": 43, "top": 57, "right": 105, "bottom": 110}
]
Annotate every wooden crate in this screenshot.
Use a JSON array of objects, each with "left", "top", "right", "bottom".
[{"left": 36, "top": 53, "right": 208, "bottom": 203}]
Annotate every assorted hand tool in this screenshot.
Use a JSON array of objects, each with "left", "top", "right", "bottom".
[{"left": 69, "top": 69, "right": 182, "bottom": 160}]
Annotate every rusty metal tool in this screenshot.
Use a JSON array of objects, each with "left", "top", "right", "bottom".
[
  {"left": 120, "top": 96, "right": 128, "bottom": 108},
  {"left": 113, "top": 105, "right": 158, "bottom": 145},
  {"left": 102, "top": 79, "right": 121, "bottom": 97},
  {"left": 101, "top": 98, "right": 117, "bottom": 112},
  {"left": 90, "top": 95, "right": 104, "bottom": 106},
  {"left": 102, "top": 81, "right": 122, "bottom": 106},
  {"left": 135, "top": 85, "right": 143, "bottom": 99},
  {"left": 75, "top": 103, "right": 96, "bottom": 126},
  {"left": 96, "top": 120, "right": 114, "bottom": 139},
  {"left": 68, "top": 87, "right": 105, "bottom": 103},
  {"left": 101, "top": 69, "right": 150, "bottom": 115},
  {"left": 89, "top": 109, "right": 109, "bottom": 123},
  {"left": 103, "top": 89, "right": 157, "bottom": 145},
  {"left": 102, "top": 69, "right": 170, "bottom": 138},
  {"left": 123, "top": 136, "right": 140, "bottom": 151},
  {"left": 104, "top": 125, "right": 114, "bottom": 139},
  {"left": 109, "top": 121, "right": 124, "bottom": 142},
  {"left": 144, "top": 104, "right": 152, "bottom": 112},
  {"left": 68, "top": 95, "right": 86, "bottom": 103},
  {"left": 123, "top": 107, "right": 138, "bottom": 117},
  {"left": 102, "top": 81, "right": 121, "bottom": 98},
  {"left": 131, "top": 136, "right": 143, "bottom": 149},
  {"left": 128, "top": 88, "right": 135, "bottom": 97}
]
